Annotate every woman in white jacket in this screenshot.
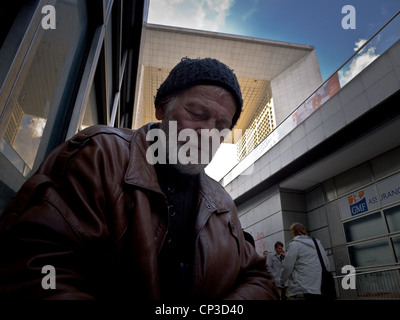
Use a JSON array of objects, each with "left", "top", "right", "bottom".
[{"left": 279, "top": 222, "right": 330, "bottom": 300}]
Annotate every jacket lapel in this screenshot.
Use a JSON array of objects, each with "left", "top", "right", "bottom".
[{"left": 124, "top": 123, "right": 164, "bottom": 196}]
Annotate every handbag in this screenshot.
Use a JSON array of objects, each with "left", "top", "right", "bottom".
[{"left": 312, "top": 237, "right": 337, "bottom": 300}]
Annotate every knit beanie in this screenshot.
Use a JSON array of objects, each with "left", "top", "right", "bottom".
[{"left": 154, "top": 57, "right": 243, "bottom": 129}]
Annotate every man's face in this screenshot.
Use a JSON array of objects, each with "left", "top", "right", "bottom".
[
  {"left": 156, "top": 85, "right": 237, "bottom": 175},
  {"left": 276, "top": 245, "right": 284, "bottom": 255}
]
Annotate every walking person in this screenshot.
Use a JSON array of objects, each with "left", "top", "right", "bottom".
[
  {"left": 263, "top": 251, "right": 268, "bottom": 260},
  {"left": 267, "top": 241, "right": 288, "bottom": 300},
  {"left": 279, "top": 222, "right": 330, "bottom": 300}
]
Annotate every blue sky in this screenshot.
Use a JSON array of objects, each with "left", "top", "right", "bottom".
[{"left": 148, "top": 0, "right": 400, "bottom": 81}]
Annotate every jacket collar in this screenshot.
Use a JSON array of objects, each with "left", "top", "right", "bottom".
[
  {"left": 124, "top": 123, "right": 164, "bottom": 195},
  {"left": 124, "top": 123, "right": 231, "bottom": 213}
]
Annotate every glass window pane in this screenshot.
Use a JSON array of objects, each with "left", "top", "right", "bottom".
[
  {"left": 0, "top": 2, "right": 23, "bottom": 49},
  {"left": 348, "top": 239, "right": 394, "bottom": 267},
  {"left": 0, "top": 1, "right": 88, "bottom": 210},
  {"left": 81, "top": 85, "right": 99, "bottom": 130},
  {"left": 385, "top": 205, "right": 400, "bottom": 233},
  {"left": 344, "top": 212, "right": 386, "bottom": 242},
  {"left": 391, "top": 236, "right": 400, "bottom": 263}
]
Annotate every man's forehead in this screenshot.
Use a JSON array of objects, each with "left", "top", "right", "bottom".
[
  {"left": 182, "top": 86, "right": 236, "bottom": 114},
  {"left": 184, "top": 84, "right": 233, "bottom": 96}
]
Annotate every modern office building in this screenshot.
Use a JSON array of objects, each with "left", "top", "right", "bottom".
[{"left": 134, "top": 23, "right": 323, "bottom": 169}]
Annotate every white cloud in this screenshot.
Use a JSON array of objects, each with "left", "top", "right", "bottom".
[
  {"left": 241, "top": 0, "right": 259, "bottom": 22},
  {"left": 338, "top": 39, "right": 379, "bottom": 87},
  {"left": 353, "top": 39, "right": 367, "bottom": 51},
  {"left": 148, "top": 0, "right": 234, "bottom": 32},
  {"left": 28, "top": 117, "right": 46, "bottom": 138},
  {"left": 13, "top": 116, "right": 47, "bottom": 169}
]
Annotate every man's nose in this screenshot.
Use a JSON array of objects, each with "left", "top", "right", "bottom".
[
  {"left": 196, "top": 118, "right": 217, "bottom": 132},
  {"left": 200, "top": 115, "right": 229, "bottom": 134}
]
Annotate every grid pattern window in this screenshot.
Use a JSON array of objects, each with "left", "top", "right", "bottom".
[
  {"left": 237, "top": 99, "right": 275, "bottom": 161},
  {"left": 344, "top": 204, "right": 400, "bottom": 268}
]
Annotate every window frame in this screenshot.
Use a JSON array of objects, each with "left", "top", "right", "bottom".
[{"left": 344, "top": 203, "right": 400, "bottom": 269}]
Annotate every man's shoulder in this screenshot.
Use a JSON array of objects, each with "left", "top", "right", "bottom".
[
  {"left": 75, "top": 125, "right": 136, "bottom": 142},
  {"left": 47, "top": 125, "right": 140, "bottom": 175},
  {"left": 270, "top": 252, "right": 281, "bottom": 260},
  {"left": 203, "top": 173, "right": 225, "bottom": 190},
  {"left": 62, "top": 125, "right": 138, "bottom": 164},
  {"left": 203, "top": 174, "right": 234, "bottom": 200},
  {"left": 287, "top": 236, "right": 303, "bottom": 247},
  {"left": 199, "top": 174, "right": 237, "bottom": 216},
  {"left": 287, "top": 236, "right": 317, "bottom": 252}
]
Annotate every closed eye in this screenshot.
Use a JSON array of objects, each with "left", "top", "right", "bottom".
[{"left": 189, "top": 110, "right": 207, "bottom": 121}]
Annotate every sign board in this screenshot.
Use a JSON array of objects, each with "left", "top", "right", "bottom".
[{"left": 338, "top": 172, "right": 400, "bottom": 220}]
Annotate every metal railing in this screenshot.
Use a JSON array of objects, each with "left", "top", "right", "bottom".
[
  {"left": 221, "top": 10, "right": 400, "bottom": 186},
  {"left": 334, "top": 266, "right": 400, "bottom": 300}
]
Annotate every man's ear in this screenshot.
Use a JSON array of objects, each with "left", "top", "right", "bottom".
[{"left": 155, "top": 104, "right": 165, "bottom": 120}]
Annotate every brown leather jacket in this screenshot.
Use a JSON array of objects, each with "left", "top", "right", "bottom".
[{"left": 0, "top": 124, "right": 277, "bottom": 300}]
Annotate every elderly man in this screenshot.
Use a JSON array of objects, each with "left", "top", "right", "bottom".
[{"left": 0, "top": 57, "right": 278, "bottom": 300}]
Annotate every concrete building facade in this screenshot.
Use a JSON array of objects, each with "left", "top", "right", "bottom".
[{"left": 229, "top": 38, "right": 400, "bottom": 298}]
